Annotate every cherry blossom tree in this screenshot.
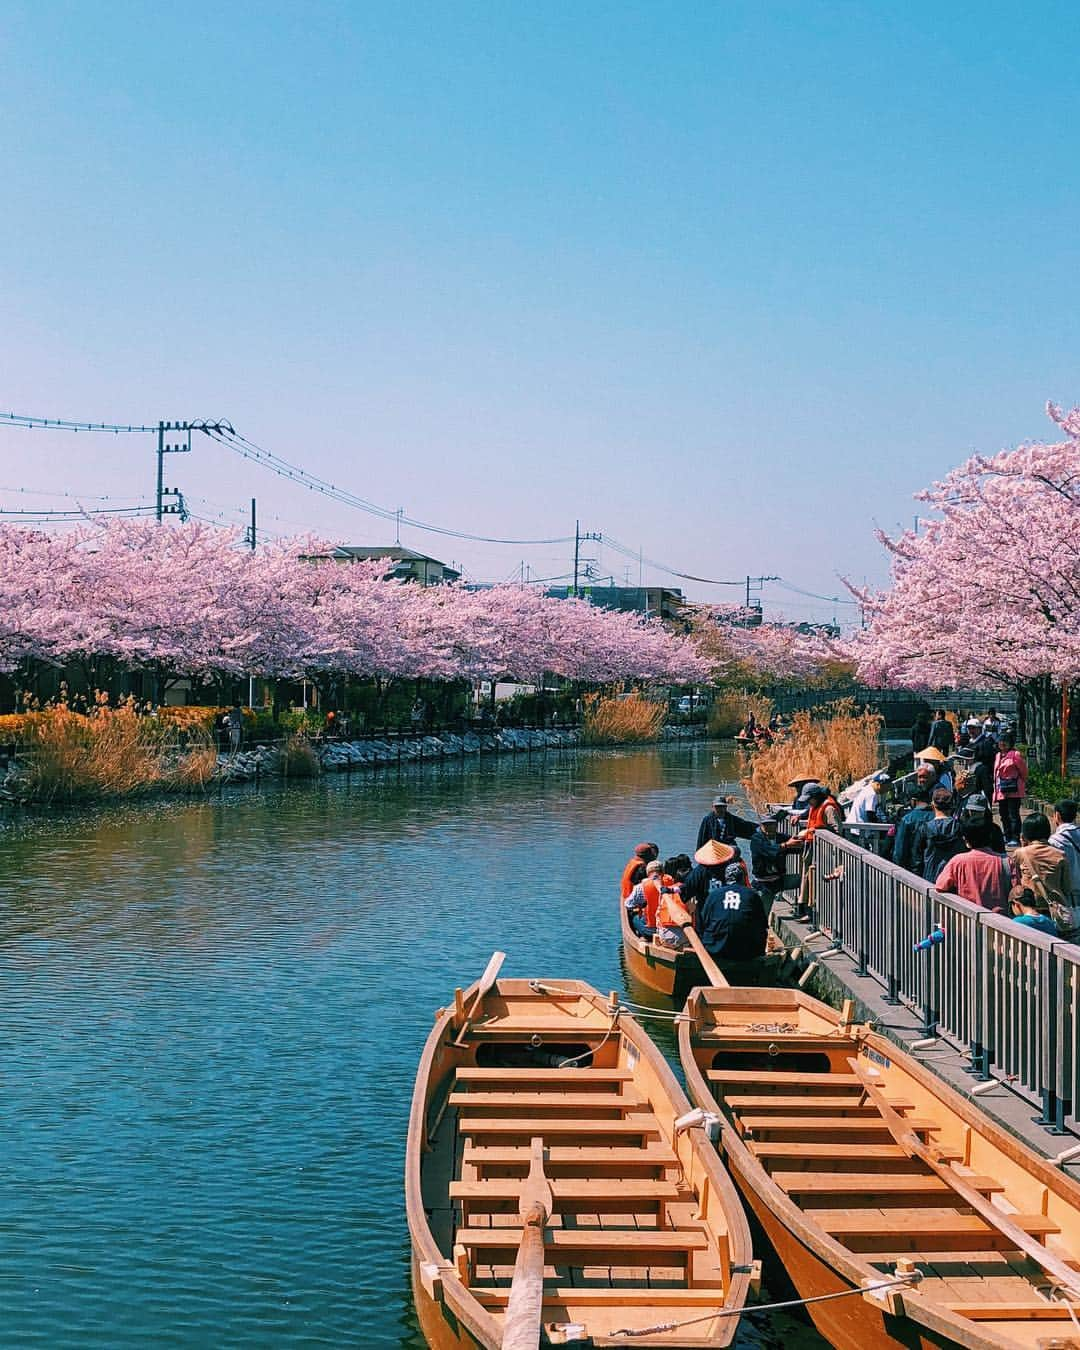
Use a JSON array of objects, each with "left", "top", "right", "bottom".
[{"left": 846, "top": 402, "right": 1080, "bottom": 764}]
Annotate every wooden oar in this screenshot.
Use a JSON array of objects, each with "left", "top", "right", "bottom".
[
  {"left": 502, "top": 1136, "right": 552, "bottom": 1350},
  {"left": 452, "top": 950, "right": 506, "bottom": 1047},
  {"left": 663, "top": 890, "right": 731, "bottom": 989},
  {"left": 851, "top": 1059, "right": 1080, "bottom": 1297}
]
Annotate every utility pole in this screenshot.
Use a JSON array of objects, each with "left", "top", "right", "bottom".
[
  {"left": 572, "top": 521, "right": 601, "bottom": 595},
  {"left": 745, "top": 574, "right": 780, "bottom": 620},
  {"left": 246, "top": 498, "right": 257, "bottom": 550},
  {"left": 154, "top": 419, "right": 233, "bottom": 522}
]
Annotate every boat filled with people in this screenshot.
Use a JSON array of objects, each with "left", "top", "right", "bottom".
[{"left": 406, "top": 954, "right": 755, "bottom": 1349}]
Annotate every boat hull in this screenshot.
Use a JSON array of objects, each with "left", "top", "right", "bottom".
[
  {"left": 620, "top": 895, "right": 785, "bottom": 996},
  {"left": 409, "top": 1254, "right": 487, "bottom": 1350}
]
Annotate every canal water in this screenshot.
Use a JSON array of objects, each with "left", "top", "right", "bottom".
[{"left": 0, "top": 742, "right": 823, "bottom": 1349}]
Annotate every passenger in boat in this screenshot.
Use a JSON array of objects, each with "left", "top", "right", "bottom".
[
  {"left": 893, "top": 785, "right": 933, "bottom": 872},
  {"left": 1008, "top": 883, "right": 1058, "bottom": 937},
  {"left": 625, "top": 859, "right": 664, "bottom": 937},
  {"left": 696, "top": 795, "right": 757, "bottom": 849},
  {"left": 680, "top": 839, "right": 738, "bottom": 910},
  {"left": 620, "top": 842, "right": 659, "bottom": 899},
  {"left": 913, "top": 788, "right": 964, "bottom": 883},
  {"left": 654, "top": 879, "right": 694, "bottom": 949},
  {"left": 934, "top": 822, "right": 1010, "bottom": 912},
  {"left": 750, "top": 813, "right": 785, "bottom": 911},
  {"left": 696, "top": 860, "right": 769, "bottom": 963}
]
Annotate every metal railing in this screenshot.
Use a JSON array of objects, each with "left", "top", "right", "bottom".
[{"left": 778, "top": 823, "right": 1080, "bottom": 1138}]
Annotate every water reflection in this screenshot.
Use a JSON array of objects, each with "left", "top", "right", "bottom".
[{"left": 0, "top": 744, "right": 822, "bottom": 1349}]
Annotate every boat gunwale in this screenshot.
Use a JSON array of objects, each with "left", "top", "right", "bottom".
[
  {"left": 407, "top": 974, "right": 754, "bottom": 1348},
  {"left": 678, "top": 984, "right": 1080, "bottom": 1350}
]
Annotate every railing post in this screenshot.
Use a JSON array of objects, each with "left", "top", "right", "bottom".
[
  {"left": 966, "top": 920, "right": 991, "bottom": 1080},
  {"left": 883, "top": 870, "right": 900, "bottom": 1005},
  {"left": 854, "top": 867, "right": 869, "bottom": 978},
  {"left": 1033, "top": 945, "right": 1064, "bottom": 1132},
  {"left": 921, "top": 890, "right": 937, "bottom": 1037}
]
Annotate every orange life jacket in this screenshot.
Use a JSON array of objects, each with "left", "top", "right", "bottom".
[
  {"left": 621, "top": 857, "right": 645, "bottom": 900},
  {"left": 642, "top": 877, "right": 663, "bottom": 929},
  {"left": 657, "top": 882, "right": 692, "bottom": 932},
  {"left": 806, "top": 796, "right": 841, "bottom": 839}
]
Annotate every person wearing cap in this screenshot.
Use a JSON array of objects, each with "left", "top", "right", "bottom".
[
  {"left": 695, "top": 859, "right": 769, "bottom": 964},
  {"left": 787, "top": 774, "right": 822, "bottom": 820},
  {"left": 785, "top": 784, "right": 842, "bottom": 849},
  {"left": 750, "top": 813, "right": 786, "bottom": 912},
  {"left": 696, "top": 795, "right": 757, "bottom": 850},
  {"left": 620, "top": 842, "right": 659, "bottom": 900},
  {"left": 845, "top": 771, "right": 890, "bottom": 846},
  {"left": 625, "top": 859, "right": 664, "bottom": 937}
]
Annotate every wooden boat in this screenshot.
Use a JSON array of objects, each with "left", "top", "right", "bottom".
[
  {"left": 619, "top": 892, "right": 786, "bottom": 998},
  {"left": 406, "top": 953, "right": 755, "bottom": 1349},
  {"left": 678, "top": 984, "right": 1080, "bottom": 1350}
]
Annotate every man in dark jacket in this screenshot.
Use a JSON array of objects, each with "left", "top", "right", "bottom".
[
  {"left": 914, "top": 787, "right": 964, "bottom": 883},
  {"left": 696, "top": 860, "right": 769, "bottom": 963},
  {"left": 911, "top": 709, "right": 932, "bottom": 759},
  {"left": 750, "top": 813, "right": 785, "bottom": 910},
  {"left": 696, "top": 796, "right": 757, "bottom": 849},
  {"left": 928, "top": 710, "right": 955, "bottom": 756},
  {"left": 893, "top": 786, "right": 933, "bottom": 873}
]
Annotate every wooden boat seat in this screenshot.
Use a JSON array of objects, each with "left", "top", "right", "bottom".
[
  {"left": 772, "top": 1172, "right": 1004, "bottom": 1199},
  {"left": 724, "top": 1094, "right": 914, "bottom": 1113},
  {"left": 739, "top": 1115, "right": 939, "bottom": 1136},
  {"left": 464, "top": 1143, "right": 678, "bottom": 1169},
  {"left": 471, "top": 1287, "right": 729, "bottom": 1308},
  {"left": 450, "top": 1179, "right": 686, "bottom": 1204},
  {"left": 749, "top": 1141, "right": 962, "bottom": 1164},
  {"left": 697, "top": 1032, "right": 850, "bottom": 1052},
  {"left": 707, "top": 1069, "right": 859, "bottom": 1088},
  {"left": 810, "top": 1209, "right": 1060, "bottom": 1251},
  {"left": 458, "top": 1117, "right": 661, "bottom": 1138},
  {"left": 942, "top": 1303, "right": 1078, "bottom": 1321},
  {"left": 455, "top": 1068, "right": 633, "bottom": 1083},
  {"left": 456, "top": 1227, "right": 709, "bottom": 1257},
  {"left": 447, "top": 1090, "right": 645, "bottom": 1111}
]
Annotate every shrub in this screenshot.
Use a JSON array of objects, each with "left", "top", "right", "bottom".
[
  {"left": 741, "top": 698, "right": 883, "bottom": 812},
  {"left": 280, "top": 733, "right": 319, "bottom": 777},
  {"left": 581, "top": 693, "right": 666, "bottom": 744}
]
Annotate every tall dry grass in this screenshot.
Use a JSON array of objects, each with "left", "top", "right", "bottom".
[
  {"left": 19, "top": 697, "right": 217, "bottom": 802},
  {"left": 280, "top": 733, "right": 320, "bottom": 777},
  {"left": 581, "top": 693, "right": 666, "bottom": 744},
  {"left": 741, "top": 698, "right": 883, "bottom": 812},
  {"left": 708, "top": 691, "right": 774, "bottom": 738}
]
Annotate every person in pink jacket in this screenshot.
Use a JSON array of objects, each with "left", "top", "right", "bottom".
[{"left": 993, "top": 732, "right": 1028, "bottom": 847}]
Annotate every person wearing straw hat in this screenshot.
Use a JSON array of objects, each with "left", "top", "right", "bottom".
[
  {"left": 914, "top": 745, "right": 953, "bottom": 795},
  {"left": 787, "top": 773, "right": 822, "bottom": 820},
  {"left": 696, "top": 858, "right": 769, "bottom": 964},
  {"left": 696, "top": 794, "right": 757, "bottom": 850},
  {"left": 679, "top": 839, "right": 737, "bottom": 913}
]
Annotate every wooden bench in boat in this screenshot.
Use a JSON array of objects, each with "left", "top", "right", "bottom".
[
  {"left": 458, "top": 1117, "right": 661, "bottom": 1139},
  {"left": 450, "top": 1179, "right": 687, "bottom": 1205},
  {"left": 463, "top": 1143, "right": 678, "bottom": 1169},
  {"left": 809, "top": 1209, "right": 1060, "bottom": 1251},
  {"left": 447, "top": 1090, "right": 645, "bottom": 1111},
  {"left": 455, "top": 1068, "right": 633, "bottom": 1084},
  {"left": 707, "top": 1069, "right": 859, "bottom": 1089},
  {"left": 738, "top": 1115, "right": 939, "bottom": 1136},
  {"left": 724, "top": 1095, "right": 915, "bottom": 1113},
  {"left": 471, "top": 1287, "right": 730, "bottom": 1308},
  {"left": 456, "top": 1228, "right": 710, "bottom": 1258},
  {"left": 748, "top": 1141, "right": 962, "bottom": 1164},
  {"left": 772, "top": 1172, "right": 1004, "bottom": 1199}
]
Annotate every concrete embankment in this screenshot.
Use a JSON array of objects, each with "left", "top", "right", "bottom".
[{"left": 214, "top": 723, "right": 707, "bottom": 783}]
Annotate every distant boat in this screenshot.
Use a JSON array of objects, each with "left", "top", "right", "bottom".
[
  {"left": 406, "top": 953, "right": 755, "bottom": 1348},
  {"left": 679, "top": 983, "right": 1080, "bottom": 1350}
]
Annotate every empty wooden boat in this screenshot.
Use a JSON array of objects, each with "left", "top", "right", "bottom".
[
  {"left": 406, "top": 953, "right": 755, "bottom": 1349},
  {"left": 679, "top": 985, "right": 1080, "bottom": 1350}
]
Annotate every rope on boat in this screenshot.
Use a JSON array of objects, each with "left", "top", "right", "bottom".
[
  {"left": 611, "top": 1273, "right": 921, "bottom": 1336},
  {"left": 1041, "top": 1284, "right": 1080, "bottom": 1329}
]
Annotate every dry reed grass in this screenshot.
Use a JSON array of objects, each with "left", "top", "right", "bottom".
[
  {"left": 280, "top": 733, "right": 320, "bottom": 777},
  {"left": 581, "top": 693, "right": 666, "bottom": 744},
  {"left": 708, "top": 691, "right": 774, "bottom": 738},
  {"left": 19, "top": 698, "right": 217, "bottom": 802},
  {"left": 740, "top": 698, "right": 883, "bottom": 812}
]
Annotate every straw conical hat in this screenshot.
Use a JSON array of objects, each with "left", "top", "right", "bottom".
[
  {"left": 694, "top": 840, "right": 736, "bottom": 867},
  {"left": 787, "top": 773, "right": 819, "bottom": 788},
  {"left": 915, "top": 746, "right": 946, "bottom": 763}
]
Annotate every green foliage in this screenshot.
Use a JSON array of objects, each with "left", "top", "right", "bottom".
[{"left": 1027, "top": 767, "right": 1080, "bottom": 806}]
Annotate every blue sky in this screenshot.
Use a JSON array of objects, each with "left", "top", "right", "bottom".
[{"left": 2, "top": 1, "right": 1078, "bottom": 624}]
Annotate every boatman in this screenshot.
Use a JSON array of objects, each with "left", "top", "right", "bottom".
[
  {"left": 750, "top": 812, "right": 786, "bottom": 913},
  {"left": 696, "top": 795, "right": 757, "bottom": 849},
  {"left": 696, "top": 860, "right": 769, "bottom": 964}
]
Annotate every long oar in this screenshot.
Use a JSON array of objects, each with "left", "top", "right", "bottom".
[
  {"left": 852, "top": 1060, "right": 1080, "bottom": 1297},
  {"left": 502, "top": 1136, "right": 552, "bottom": 1350},
  {"left": 664, "top": 891, "right": 731, "bottom": 989},
  {"left": 452, "top": 950, "right": 506, "bottom": 1047}
]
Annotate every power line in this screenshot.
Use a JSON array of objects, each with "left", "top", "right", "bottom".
[
  {"left": 600, "top": 533, "right": 743, "bottom": 586},
  {"left": 769, "top": 578, "right": 860, "bottom": 606}
]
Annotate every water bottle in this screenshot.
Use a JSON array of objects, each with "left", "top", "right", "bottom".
[{"left": 913, "top": 926, "right": 945, "bottom": 952}]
